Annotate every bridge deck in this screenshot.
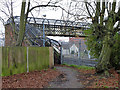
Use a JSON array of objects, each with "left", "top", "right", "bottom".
[{"left": 7, "top": 16, "right": 90, "bottom": 37}]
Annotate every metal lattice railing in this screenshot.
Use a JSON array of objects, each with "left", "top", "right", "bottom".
[
  {"left": 6, "top": 16, "right": 91, "bottom": 37},
  {"left": 11, "top": 20, "right": 61, "bottom": 53},
  {"left": 6, "top": 16, "right": 91, "bottom": 53}
]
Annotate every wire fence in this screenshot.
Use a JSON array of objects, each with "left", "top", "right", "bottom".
[{"left": 61, "top": 39, "right": 97, "bottom": 67}]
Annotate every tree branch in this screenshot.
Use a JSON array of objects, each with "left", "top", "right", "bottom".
[
  {"left": 84, "top": 2, "right": 92, "bottom": 18},
  {"left": 112, "top": 0, "right": 116, "bottom": 12},
  {"left": 100, "top": 1, "right": 105, "bottom": 25},
  {"left": 27, "top": 4, "right": 86, "bottom": 19}
]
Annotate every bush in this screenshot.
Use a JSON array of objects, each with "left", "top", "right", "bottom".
[{"left": 84, "top": 27, "right": 120, "bottom": 69}]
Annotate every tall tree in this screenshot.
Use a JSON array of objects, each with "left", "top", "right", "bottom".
[
  {"left": 85, "top": 0, "right": 120, "bottom": 75},
  {"left": 16, "top": 0, "right": 30, "bottom": 46}
]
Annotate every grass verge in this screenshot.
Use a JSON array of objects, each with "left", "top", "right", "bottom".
[{"left": 62, "top": 63, "right": 95, "bottom": 70}]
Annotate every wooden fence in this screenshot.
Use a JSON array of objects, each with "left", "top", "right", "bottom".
[{"left": 2, "top": 47, "right": 54, "bottom": 76}]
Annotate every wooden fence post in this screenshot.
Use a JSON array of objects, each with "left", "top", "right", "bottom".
[{"left": 49, "top": 47, "right": 54, "bottom": 68}]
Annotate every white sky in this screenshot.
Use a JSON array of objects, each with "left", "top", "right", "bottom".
[
  {"left": 0, "top": 0, "right": 88, "bottom": 41},
  {"left": 0, "top": 0, "right": 77, "bottom": 41},
  {"left": 0, "top": 0, "right": 120, "bottom": 41}
]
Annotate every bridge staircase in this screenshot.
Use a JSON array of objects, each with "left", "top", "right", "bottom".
[{"left": 10, "top": 20, "right": 61, "bottom": 64}]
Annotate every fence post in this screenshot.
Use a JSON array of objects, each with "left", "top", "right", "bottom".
[
  {"left": 27, "top": 47, "right": 29, "bottom": 72},
  {"left": 49, "top": 47, "right": 54, "bottom": 68},
  {"left": 78, "top": 40, "right": 81, "bottom": 59},
  {"left": 88, "top": 50, "right": 91, "bottom": 59}
]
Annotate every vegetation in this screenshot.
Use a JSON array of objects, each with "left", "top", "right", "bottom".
[
  {"left": 62, "top": 63, "right": 95, "bottom": 70},
  {"left": 85, "top": 0, "right": 120, "bottom": 76},
  {"left": 2, "top": 47, "right": 49, "bottom": 76}
]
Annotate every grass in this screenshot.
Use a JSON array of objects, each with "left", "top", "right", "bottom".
[
  {"left": 53, "top": 67, "right": 57, "bottom": 70},
  {"left": 62, "top": 63, "right": 95, "bottom": 70},
  {"left": 1, "top": 74, "right": 4, "bottom": 76},
  {"left": 104, "top": 86, "right": 109, "bottom": 88},
  {"left": 94, "top": 60, "right": 98, "bottom": 62}
]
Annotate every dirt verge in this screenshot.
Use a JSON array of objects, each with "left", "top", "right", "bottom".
[
  {"left": 55, "top": 64, "right": 119, "bottom": 88},
  {"left": 2, "top": 68, "right": 61, "bottom": 88}
]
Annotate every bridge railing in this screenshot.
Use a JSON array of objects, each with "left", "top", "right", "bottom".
[
  {"left": 6, "top": 16, "right": 91, "bottom": 29},
  {"left": 6, "top": 16, "right": 91, "bottom": 37}
]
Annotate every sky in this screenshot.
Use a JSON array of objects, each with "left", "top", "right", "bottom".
[
  {"left": 0, "top": 0, "right": 78, "bottom": 42},
  {"left": 0, "top": 0, "right": 90, "bottom": 42},
  {"left": 0, "top": 0, "right": 119, "bottom": 41}
]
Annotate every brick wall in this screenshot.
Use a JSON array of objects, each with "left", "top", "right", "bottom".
[
  {"left": 5, "top": 24, "right": 30, "bottom": 46},
  {"left": 69, "top": 37, "right": 85, "bottom": 42}
]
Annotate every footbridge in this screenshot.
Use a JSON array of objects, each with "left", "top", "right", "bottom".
[
  {"left": 6, "top": 16, "right": 91, "bottom": 64},
  {"left": 7, "top": 16, "right": 90, "bottom": 37}
]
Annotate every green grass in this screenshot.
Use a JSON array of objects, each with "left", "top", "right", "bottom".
[
  {"left": 62, "top": 63, "right": 68, "bottom": 65},
  {"left": 1, "top": 74, "right": 4, "bottom": 76},
  {"left": 62, "top": 63, "right": 95, "bottom": 70},
  {"left": 104, "top": 86, "right": 109, "bottom": 88},
  {"left": 53, "top": 67, "right": 57, "bottom": 70},
  {"left": 94, "top": 60, "right": 98, "bottom": 62}
]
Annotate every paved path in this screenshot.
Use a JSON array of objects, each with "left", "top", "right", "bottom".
[{"left": 46, "top": 66, "right": 84, "bottom": 88}]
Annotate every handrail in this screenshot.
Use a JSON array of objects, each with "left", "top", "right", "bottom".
[
  {"left": 13, "top": 21, "right": 61, "bottom": 53},
  {"left": 6, "top": 16, "right": 91, "bottom": 28}
]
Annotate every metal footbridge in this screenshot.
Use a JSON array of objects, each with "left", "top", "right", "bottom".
[
  {"left": 7, "top": 16, "right": 90, "bottom": 37},
  {"left": 6, "top": 16, "right": 90, "bottom": 64}
]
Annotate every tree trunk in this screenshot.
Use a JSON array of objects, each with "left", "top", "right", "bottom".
[
  {"left": 16, "top": 0, "right": 30, "bottom": 46},
  {"left": 16, "top": 1, "right": 26, "bottom": 46},
  {"left": 96, "top": 35, "right": 112, "bottom": 76}
]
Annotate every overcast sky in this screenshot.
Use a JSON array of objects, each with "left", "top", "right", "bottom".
[
  {"left": 0, "top": 0, "right": 119, "bottom": 41},
  {"left": 0, "top": 0, "right": 89, "bottom": 41},
  {"left": 0, "top": 0, "right": 73, "bottom": 41}
]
